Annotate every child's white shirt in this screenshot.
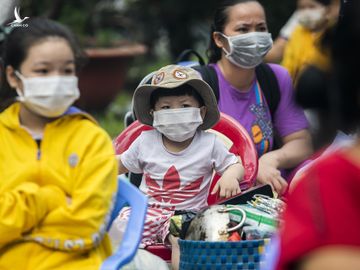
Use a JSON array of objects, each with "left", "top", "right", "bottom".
[{"left": 121, "top": 129, "right": 238, "bottom": 211}]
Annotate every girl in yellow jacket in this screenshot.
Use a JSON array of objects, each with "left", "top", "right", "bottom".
[
  {"left": 281, "top": 0, "right": 340, "bottom": 84},
  {"left": 0, "top": 18, "right": 118, "bottom": 269}
]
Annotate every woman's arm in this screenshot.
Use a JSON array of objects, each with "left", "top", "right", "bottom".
[
  {"left": 265, "top": 11, "right": 300, "bottom": 64},
  {"left": 265, "top": 37, "right": 288, "bottom": 64},
  {"left": 257, "top": 129, "right": 312, "bottom": 195},
  {"left": 272, "top": 129, "right": 313, "bottom": 169}
]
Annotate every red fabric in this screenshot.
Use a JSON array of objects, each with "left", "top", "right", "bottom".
[{"left": 276, "top": 150, "right": 360, "bottom": 270}]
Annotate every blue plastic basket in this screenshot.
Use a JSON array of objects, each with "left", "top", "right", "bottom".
[{"left": 179, "top": 239, "right": 268, "bottom": 270}]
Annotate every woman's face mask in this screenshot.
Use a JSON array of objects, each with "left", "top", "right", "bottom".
[
  {"left": 15, "top": 71, "right": 80, "bottom": 118},
  {"left": 152, "top": 107, "right": 203, "bottom": 142},
  {"left": 219, "top": 32, "right": 273, "bottom": 69}
]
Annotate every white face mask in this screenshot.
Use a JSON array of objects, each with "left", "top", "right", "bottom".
[
  {"left": 153, "top": 107, "right": 203, "bottom": 142},
  {"left": 220, "top": 32, "right": 273, "bottom": 69},
  {"left": 15, "top": 71, "right": 80, "bottom": 118},
  {"left": 298, "top": 8, "right": 326, "bottom": 30}
]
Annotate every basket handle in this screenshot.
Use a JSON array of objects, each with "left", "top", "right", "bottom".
[{"left": 217, "top": 206, "right": 246, "bottom": 234}]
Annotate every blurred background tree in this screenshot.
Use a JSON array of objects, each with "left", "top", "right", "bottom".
[
  {"left": 20, "top": 0, "right": 136, "bottom": 47},
  {"left": 4, "top": 0, "right": 296, "bottom": 137},
  {"left": 19, "top": 0, "right": 296, "bottom": 59},
  {"left": 121, "top": 0, "right": 296, "bottom": 60},
  {"left": 120, "top": 0, "right": 297, "bottom": 90}
]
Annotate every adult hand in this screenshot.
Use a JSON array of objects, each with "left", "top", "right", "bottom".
[{"left": 256, "top": 155, "right": 288, "bottom": 196}]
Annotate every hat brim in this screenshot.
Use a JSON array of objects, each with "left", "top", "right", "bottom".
[{"left": 133, "top": 79, "right": 220, "bottom": 130}]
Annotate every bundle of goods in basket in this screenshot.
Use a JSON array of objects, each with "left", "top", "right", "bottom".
[{"left": 175, "top": 195, "right": 285, "bottom": 270}]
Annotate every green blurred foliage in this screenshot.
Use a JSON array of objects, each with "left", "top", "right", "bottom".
[
  {"left": 122, "top": 0, "right": 296, "bottom": 60},
  {"left": 19, "top": 0, "right": 296, "bottom": 79},
  {"left": 91, "top": 92, "right": 132, "bottom": 139},
  {"left": 17, "top": 0, "right": 296, "bottom": 136},
  {"left": 21, "top": 0, "right": 132, "bottom": 47},
  {"left": 20, "top": 0, "right": 296, "bottom": 58}
]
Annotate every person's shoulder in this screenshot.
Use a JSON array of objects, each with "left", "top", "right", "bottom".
[
  {"left": 62, "top": 107, "right": 97, "bottom": 126},
  {"left": 197, "top": 130, "right": 217, "bottom": 141},
  {"left": 266, "top": 63, "right": 293, "bottom": 89},
  {"left": 58, "top": 110, "right": 112, "bottom": 142},
  {"left": 140, "top": 129, "right": 157, "bottom": 138},
  {"left": 132, "top": 129, "right": 158, "bottom": 145},
  {"left": 303, "top": 150, "right": 356, "bottom": 181},
  {"left": 117, "top": 128, "right": 157, "bottom": 150},
  {"left": 266, "top": 63, "right": 291, "bottom": 78},
  {"left": 67, "top": 115, "right": 111, "bottom": 142},
  {"left": 292, "top": 150, "right": 360, "bottom": 203},
  {"left": 197, "top": 130, "right": 228, "bottom": 150}
]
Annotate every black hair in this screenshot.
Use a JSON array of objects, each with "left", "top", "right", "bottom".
[
  {"left": 330, "top": 0, "right": 360, "bottom": 132},
  {"left": 150, "top": 84, "right": 205, "bottom": 109},
  {"left": 315, "top": 0, "right": 332, "bottom": 6},
  {"left": 207, "top": 0, "right": 263, "bottom": 63},
  {"left": 0, "top": 17, "right": 85, "bottom": 110}
]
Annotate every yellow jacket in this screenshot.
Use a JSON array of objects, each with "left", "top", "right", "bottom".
[
  {"left": 281, "top": 25, "right": 330, "bottom": 84},
  {"left": 0, "top": 103, "right": 118, "bottom": 270}
]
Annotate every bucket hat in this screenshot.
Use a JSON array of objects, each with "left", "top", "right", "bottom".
[{"left": 133, "top": 64, "right": 220, "bottom": 130}]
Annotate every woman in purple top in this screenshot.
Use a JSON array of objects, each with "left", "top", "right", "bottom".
[{"left": 207, "top": 0, "right": 313, "bottom": 195}]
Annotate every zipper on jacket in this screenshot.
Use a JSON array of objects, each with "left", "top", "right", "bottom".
[{"left": 35, "top": 139, "right": 42, "bottom": 160}]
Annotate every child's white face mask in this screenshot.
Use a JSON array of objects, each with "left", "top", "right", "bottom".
[
  {"left": 153, "top": 107, "right": 203, "bottom": 142},
  {"left": 298, "top": 8, "right": 326, "bottom": 30},
  {"left": 15, "top": 71, "right": 80, "bottom": 118}
]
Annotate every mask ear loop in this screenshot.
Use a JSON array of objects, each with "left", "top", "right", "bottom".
[
  {"left": 14, "top": 70, "right": 25, "bottom": 80},
  {"left": 13, "top": 70, "right": 26, "bottom": 101},
  {"left": 215, "top": 32, "right": 232, "bottom": 56}
]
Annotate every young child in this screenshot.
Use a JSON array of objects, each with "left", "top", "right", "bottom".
[{"left": 116, "top": 64, "right": 245, "bottom": 269}]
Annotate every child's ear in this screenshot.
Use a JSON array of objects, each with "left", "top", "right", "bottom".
[
  {"left": 200, "top": 106, "right": 207, "bottom": 119},
  {"left": 6, "top": 66, "right": 21, "bottom": 90},
  {"left": 149, "top": 109, "right": 154, "bottom": 116}
]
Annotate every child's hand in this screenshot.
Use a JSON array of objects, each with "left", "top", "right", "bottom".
[
  {"left": 211, "top": 177, "right": 241, "bottom": 198},
  {"left": 211, "top": 163, "right": 244, "bottom": 198}
]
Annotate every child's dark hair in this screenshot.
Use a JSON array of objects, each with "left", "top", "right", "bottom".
[
  {"left": 0, "top": 17, "right": 85, "bottom": 110},
  {"left": 207, "top": 0, "right": 264, "bottom": 63},
  {"left": 150, "top": 84, "right": 205, "bottom": 109}
]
